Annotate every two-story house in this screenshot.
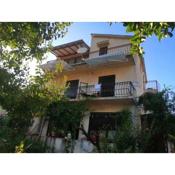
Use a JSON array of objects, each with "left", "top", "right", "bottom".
[{"left": 37, "top": 33, "right": 159, "bottom": 152}]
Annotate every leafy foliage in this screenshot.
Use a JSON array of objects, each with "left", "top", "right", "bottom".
[
  {"left": 113, "top": 110, "right": 138, "bottom": 153},
  {"left": 99, "top": 110, "right": 138, "bottom": 153},
  {"left": 1, "top": 22, "right": 175, "bottom": 153},
  {"left": 46, "top": 100, "right": 87, "bottom": 139},
  {"left": 0, "top": 63, "right": 66, "bottom": 152},
  {"left": 122, "top": 22, "right": 175, "bottom": 55},
  {"left": 15, "top": 141, "right": 25, "bottom": 153},
  {"left": 15, "top": 138, "right": 48, "bottom": 153},
  {"left": 0, "top": 116, "right": 24, "bottom": 152},
  {"left": 138, "top": 89, "right": 175, "bottom": 152},
  {"left": 0, "top": 22, "right": 72, "bottom": 152},
  {"left": 91, "top": 89, "right": 175, "bottom": 153},
  {"left": 0, "top": 22, "right": 71, "bottom": 71}
]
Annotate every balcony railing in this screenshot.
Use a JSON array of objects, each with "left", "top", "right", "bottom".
[
  {"left": 145, "top": 80, "right": 160, "bottom": 93},
  {"left": 78, "top": 81, "right": 136, "bottom": 99}
]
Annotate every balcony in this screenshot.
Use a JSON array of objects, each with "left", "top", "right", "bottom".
[
  {"left": 145, "top": 80, "right": 160, "bottom": 93},
  {"left": 41, "top": 44, "right": 134, "bottom": 72},
  {"left": 76, "top": 81, "right": 136, "bottom": 100}
]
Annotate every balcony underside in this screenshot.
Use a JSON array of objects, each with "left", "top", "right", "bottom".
[
  {"left": 69, "top": 96, "right": 136, "bottom": 104},
  {"left": 41, "top": 53, "right": 135, "bottom": 73}
]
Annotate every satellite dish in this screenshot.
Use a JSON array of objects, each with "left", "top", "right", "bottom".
[{"left": 77, "top": 47, "right": 88, "bottom": 54}]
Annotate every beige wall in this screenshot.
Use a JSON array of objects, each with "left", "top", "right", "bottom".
[
  {"left": 80, "top": 100, "right": 136, "bottom": 134},
  {"left": 57, "top": 62, "right": 143, "bottom": 96},
  {"left": 87, "top": 100, "right": 134, "bottom": 112},
  {"left": 55, "top": 36, "right": 147, "bottom": 98},
  {"left": 85, "top": 99, "right": 139, "bottom": 133},
  {"left": 89, "top": 36, "right": 130, "bottom": 58},
  {"left": 66, "top": 65, "right": 135, "bottom": 83},
  {"left": 88, "top": 35, "right": 146, "bottom": 96},
  {"left": 53, "top": 35, "right": 147, "bottom": 97},
  {"left": 133, "top": 54, "right": 146, "bottom": 96}
]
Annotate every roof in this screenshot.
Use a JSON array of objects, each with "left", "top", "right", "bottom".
[
  {"left": 91, "top": 33, "right": 133, "bottom": 39},
  {"left": 52, "top": 39, "right": 89, "bottom": 58}
]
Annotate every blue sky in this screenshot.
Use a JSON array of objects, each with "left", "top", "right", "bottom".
[{"left": 51, "top": 22, "right": 175, "bottom": 90}]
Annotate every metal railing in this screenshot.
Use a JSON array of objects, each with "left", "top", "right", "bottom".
[
  {"left": 78, "top": 81, "right": 136, "bottom": 98},
  {"left": 145, "top": 80, "right": 160, "bottom": 92}
]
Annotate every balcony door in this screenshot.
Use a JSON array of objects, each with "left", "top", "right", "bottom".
[
  {"left": 66, "top": 80, "right": 79, "bottom": 99},
  {"left": 98, "top": 75, "right": 115, "bottom": 97}
]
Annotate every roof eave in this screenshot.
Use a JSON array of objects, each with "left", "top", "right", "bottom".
[
  {"left": 91, "top": 33, "right": 133, "bottom": 39},
  {"left": 52, "top": 39, "right": 89, "bottom": 51}
]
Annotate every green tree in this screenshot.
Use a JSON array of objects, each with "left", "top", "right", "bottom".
[
  {"left": 79, "top": 109, "right": 138, "bottom": 153},
  {"left": 46, "top": 100, "right": 87, "bottom": 139},
  {"left": 0, "top": 63, "right": 66, "bottom": 152},
  {"left": 0, "top": 22, "right": 70, "bottom": 70},
  {"left": 0, "top": 22, "right": 71, "bottom": 152},
  {"left": 46, "top": 100, "right": 87, "bottom": 152},
  {"left": 98, "top": 110, "right": 138, "bottom": 153},
  {"left": 112, "top": 110, "right": 138, "bottom": 153},
  {"left": 138, "top": 89, "right": 175, "bottom": 152},
  {"left": 111, "top": 22, "right": 175, "bottom": 55}
]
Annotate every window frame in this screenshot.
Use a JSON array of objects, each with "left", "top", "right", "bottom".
[
  {"left": 88, "top": 112, "right": 120, "bottom": 142},
  {"left": 99, "top": 46, "right": 108, "bottom": 56}
]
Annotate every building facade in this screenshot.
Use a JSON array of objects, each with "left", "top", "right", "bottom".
[{"left": 34, "top": 34, "right": 159, "bottom": 152}]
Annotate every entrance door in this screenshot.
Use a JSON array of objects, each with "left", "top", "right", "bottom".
[
  {"left": 66, "top": 80, "right": 79, "bottom": 99},
  {"left": 98, "top": 75, "right": 115, "bottom": 97}
]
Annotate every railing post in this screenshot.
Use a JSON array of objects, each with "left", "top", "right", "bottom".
[{"left": 129, "top": 81, "right": 132, "bottom": 96}]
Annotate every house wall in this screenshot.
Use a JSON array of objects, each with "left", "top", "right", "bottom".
[
  {"left": 38, "top": 35, "right": 148, "bottom": 152},
  {"left": 52, "top": 36, "right": 147, "bottom": 130},
  {"left": 133, "top": 54, "right": 146, "bottom": 96},
  {"left": 88, "top": 35, "right": 146, "bottom": 96},
  {"left": 64, "top": 64, "right": 135, "bottom": 83},
  {"left": 89, "top": 36, "right": 130, "bottom": 58},
  {"left": 81, "top": 100, "right": 137, "bottom": 133},
  {"left": 55, "top": 36, "right": 146, "bottom": 97},
  {"left": 57, "top": 62, "right": 144, "bottom": 97}
]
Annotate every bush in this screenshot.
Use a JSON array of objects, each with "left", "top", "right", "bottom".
[{"left": 24, "top": 139, "right": 48, "bottom": 153}]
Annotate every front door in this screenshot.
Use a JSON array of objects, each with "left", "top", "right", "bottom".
[
  {"left": 66, "top": 80, "right": 79, "bottom": 99},
  {"left": 98, "top": 75, "right": 115, "bottom": 97}
]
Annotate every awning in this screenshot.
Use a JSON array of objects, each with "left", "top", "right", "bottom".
[{"left": 51, "top": 40, "right": 89, "bottom": 58}]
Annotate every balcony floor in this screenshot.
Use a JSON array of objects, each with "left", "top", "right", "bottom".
[{"left": 69, "top": 95, "right": 136, "bottom": 104}]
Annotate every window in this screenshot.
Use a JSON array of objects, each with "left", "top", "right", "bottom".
[
  {"left": 99, "top": 46, "right": 108, "bottom": 56},
  {"left": 88, "top": 112, "right": 119, "bottom": 142}
]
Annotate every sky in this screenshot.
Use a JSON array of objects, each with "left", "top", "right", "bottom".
[{"left": 48, "top": 22, "right": 175, "bottom": 90}]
